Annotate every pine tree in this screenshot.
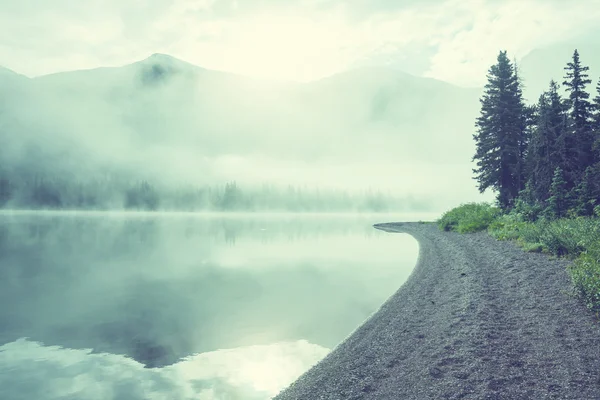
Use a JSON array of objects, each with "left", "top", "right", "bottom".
[
  {"left": 592, "top": 79, "right": 600, "bottom": 160},
  {"left": 220, "top": 181, "right": 242, "bottom": 211},
  {"left": 513, "top": 180, "right": 544, "bottom": 221},
  {"left": 546, "top": 167, "right": 568, "bottom": 218},
  {"left": 563, "top": 49, "right": 594, "bottom": 177},
  {"left": 594, "top": 79, "right": 600, "bottom": 124},
  {"left": 527, "top": 81, "right": 569, "bottom": 203},
  {"left": 473, "top": 51, "right": 527, "bottom": 209},
  {"left": 574, "top": 166, "right": 598, "bottom": 216},
  {"left": 514, "top": 60, "right": 533, "bottom": 191}
]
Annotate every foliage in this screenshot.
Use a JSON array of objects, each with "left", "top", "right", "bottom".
[
  {"left": 563, "top": 49, "right": 595, "bottom": 174},
  {"left": 569, "top": 247, "right": 600, "bottom": 312},
  {"left": 573, "top": 166, "right": 599, "bottom": 216},
  {"left": 475, "top": 49, "right": 599, "bottom": 214},
  {"left": 437, "top": 203, "right": 502, "bottom": 233},
  {"left": 473, "top": 51, "right": 527, "bottom": 209},
  {"left": 125, "top": 181, "right": 160, "bottom": 211},
  {"left": 527, "top": 81, "right": 568, "bottom": 204},
  {"left": 511, "top": 182, "right": 544, "bottom": 222},
  {"left": 545, "top": 167, "right": 569, "bottom": 219},
  {"left": 488, "top": 212, "right": 600, "bottom": 310}
]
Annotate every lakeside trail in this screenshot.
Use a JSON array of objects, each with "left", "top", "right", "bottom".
[{"left": 274, "top": 222, "right": 600, "bottom": 399}]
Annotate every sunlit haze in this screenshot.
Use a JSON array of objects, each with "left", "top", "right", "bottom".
[{"left": 0, "top": 0, "right": 598, "bottom": 84}]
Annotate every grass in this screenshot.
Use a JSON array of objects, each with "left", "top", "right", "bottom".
[
  {"left": 438, "top": 203, "right": 600, "bottom": 313},
  {"left": 438, "top": 203, "right": 501, "bottom": 233}
]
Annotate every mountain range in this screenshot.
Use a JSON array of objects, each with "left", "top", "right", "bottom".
[{"left": 0, "top": 53, "right": 486, "bottom": 209}]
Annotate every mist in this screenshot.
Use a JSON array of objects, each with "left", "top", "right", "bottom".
[
  {"left": 0, "top": 54, "right": 486, "bottom": 213},
  {"left": 0, "top": 46, "right": 486, "bottom": 400}
]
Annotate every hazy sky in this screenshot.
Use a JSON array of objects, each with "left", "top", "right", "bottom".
[{"left": 1, "top": 0, "right": 599, "bottom": 85}]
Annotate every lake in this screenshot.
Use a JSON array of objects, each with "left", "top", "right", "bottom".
[{"left": 0, "top": 211, "right": 426, "bottom": 399}]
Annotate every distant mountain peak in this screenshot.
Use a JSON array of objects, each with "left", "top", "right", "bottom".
[
  {"left": 138, "top": 53, "right": 199, "bottom": 71},
  {"left": 134, "top": 53, "right": 203, "bottom": 85},
  {"left": 146, "top": 53, "right": 178, "bottom": 62}
]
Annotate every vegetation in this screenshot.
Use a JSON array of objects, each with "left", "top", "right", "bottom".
[
  {"left": 473, "top": 49, "right": 600, "bottom": 214},
  {"left": 438, "top": 203, "right": 501, "bottom": 233},
  {"left": 443, "top": 48, "right": 600, "bottom": 313},
  {"left": 472, "top": 51, "right": 527, "bottom": 209},
  {"left": 0, "top": 172, "right": 425, "bottom": 213}
]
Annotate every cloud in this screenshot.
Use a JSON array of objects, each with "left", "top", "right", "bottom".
[
  {"left": 423, "top": 0, "right": 600, "bottom": 86},
  {"left": 0, "top": 338, "right": 329, "bottom": 400},
  {"left": 0, "top": 0, "right": 599, "bottom": 83}
]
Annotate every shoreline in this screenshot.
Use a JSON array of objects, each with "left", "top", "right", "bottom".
[
  {"left": 274, "top": 222, "right": 600, "bottom": 399},
  {"left": 0, "top": 209, "right": 439, "bottom": 220}
]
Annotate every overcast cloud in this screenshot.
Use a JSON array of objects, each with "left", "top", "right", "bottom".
[{"left": 0, "top": 0, "right": 599, "bottom": 84}]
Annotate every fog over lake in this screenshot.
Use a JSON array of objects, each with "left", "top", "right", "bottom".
[{"left": 0, "top": 211, "right": 423, "bottom": 399}]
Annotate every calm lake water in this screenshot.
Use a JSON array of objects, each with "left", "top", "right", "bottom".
[{"left": 0, "top": 211, "right": 425, "bottom": 399}]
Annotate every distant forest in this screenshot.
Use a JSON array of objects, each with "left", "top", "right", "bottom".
[
  {"left": 0, "top": 174, "right": 427, "bottom": 212},
  {"left": 473, "top": 49, "right": 600, "bottom": 218}
]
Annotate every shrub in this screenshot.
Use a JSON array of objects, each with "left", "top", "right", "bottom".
[
  {"left": 569, "top": 249, "right": 600, "bottom": 312},
  {"left": 438, "top": 203, "right": 502, "bottom": 233},
  {"left": 488, "top": 214, "right": 523, "bottom": 240},
  {"left": 520, "top": 241, "right": 544, "bottom": 253},
  {"left": 511, "top": 197, "right": 543, "bottom": 222}
]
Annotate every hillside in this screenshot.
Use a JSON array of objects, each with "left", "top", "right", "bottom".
[{"left": 0, "top": 54, "right": 482, "bottom": 209}]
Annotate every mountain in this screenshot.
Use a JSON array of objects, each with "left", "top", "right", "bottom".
[
  {"left": 0, "top": 54, "right": 484, "bottom": 208},
  {"left": 0, "top": 66, "right": 22, "bottom": 77}
]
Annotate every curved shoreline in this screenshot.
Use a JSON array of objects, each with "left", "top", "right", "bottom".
[{"left": 274, "top": 222, "right": 600, "bottom": 399}]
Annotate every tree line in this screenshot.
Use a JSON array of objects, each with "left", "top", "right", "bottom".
[
  {"left": 0, "top": 173, "right": 427, "bottom": 213},
  {"left": 473, "top": 49, "right": 600, "bottom": 218}
]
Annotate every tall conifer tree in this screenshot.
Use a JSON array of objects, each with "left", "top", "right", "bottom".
[
  {"left": 563, "top": 49, "right": 594, "bottom": 178},
  {"left": 527, "top": 81, "right": 568, "bottom": 203},
  {"left": 592, "top": 79, "right": 600, "bottom": 160},
  {"left": 546, "top": 167, "right": 568, "bottom": 218},
  {"left": 473, "top": 51, "right": 526, "bottom": 209}
]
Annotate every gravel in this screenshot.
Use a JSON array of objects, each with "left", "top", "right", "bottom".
[{"left": 274, "top": 222, "right": 600, "bottom": 399}]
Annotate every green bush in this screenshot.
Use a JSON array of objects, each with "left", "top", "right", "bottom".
[
  {"left": 511, "top": 197, "right": 543, "bottom": 222},
  {"left": 569, "top": 249, "right": 600, "bottom": 312},
  {"left": 519, "top": 241, "right": 544, "bottom": 253},
  {"left": 539, "top": 218, "right": 599, "bottom": 257},
  {"left": 438, "top": 203, "right": 502, "bottom": 233},
  {"left": 488, "top": 214, "right": 525, "bottom": 241},
  {"left": 490, "top": 216, "right": 599, "bottom": 257}
]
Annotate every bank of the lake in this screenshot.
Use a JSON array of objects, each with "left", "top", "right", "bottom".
[{"left": 274, "top": 222, "right": 600, "bottom": 399}]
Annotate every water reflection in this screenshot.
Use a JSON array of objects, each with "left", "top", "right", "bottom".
[{"left": 0, "top": 212, "right": 419, "bottom": 394}]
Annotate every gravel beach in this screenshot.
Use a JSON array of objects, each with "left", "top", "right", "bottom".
[{"left": 274, "top": 222, "right": 600, "bottom": 399}]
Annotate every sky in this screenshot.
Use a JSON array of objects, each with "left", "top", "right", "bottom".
[{"left": 1, "top": 0, "right": 600, "bottom": 86}]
